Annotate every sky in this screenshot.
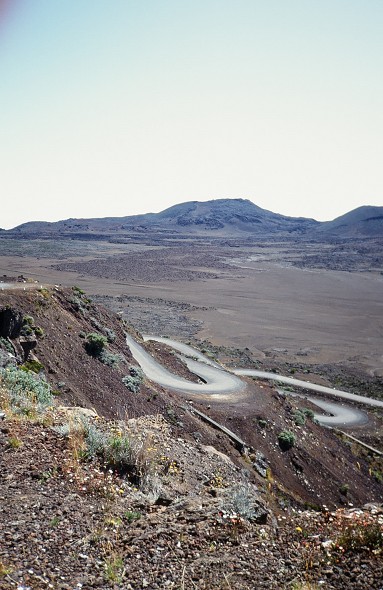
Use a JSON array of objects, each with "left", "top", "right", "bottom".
[{"left": 0, "top": 0, "right": 382, "bottom": 229}]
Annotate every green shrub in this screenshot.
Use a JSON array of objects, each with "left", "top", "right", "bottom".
[
  {"left": 21, "top": 360, "right": 44, "bottom": 374},
  {"left": 336, "top": 522, "right": 383, "bottom": 553},
  {"left": 0, "top": 366, "right": 53, "bottom": 415},
  {"left": 257, "top": 418, "right": 268, "bottom": 429},
  {"left": 122, "top": 366, "right": 144, "bottom": 393},
  {"left": 124, "top": 511, "right": 141, "bottom": 523},
  {"left": 339, "top": 483, "right": 349, "bottom": 495},
  {"left": 100, "top": 350, "right": 123, "bottom": 368},
  {"left": 23, "top": 315, "right": 35, "bottom": 327},
  {"left": 293, "top": 410, "right": 306, "bottom": 426},
  {"left": 81, "top": 420, "right": 144, "bottom": 479},
  {"left": 72, "top": 286, "right": 85, "bottom": 295},
  {"left": 84, "top": 333, "right": 108, "bottom": 357},
  {"left": 34, "top": 326, "right": 44, "bottom": 338},
  {"left": 278, "top": 430, "right": 296, "bottom": 451},
  {"left": 0, "top": 337, "right": 13, "bottom": 354}
]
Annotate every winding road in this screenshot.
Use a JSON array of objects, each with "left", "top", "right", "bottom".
[
  {"left": 2, "top": 282, "right": 381, "bottom": 429},
  {"left": 126, "top": 335, "right": 383, "bottom": 428}
]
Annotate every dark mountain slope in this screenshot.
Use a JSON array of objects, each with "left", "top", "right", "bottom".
[
  {"left": 319, "top": 205, "right": 383, "bottom": 237},
  {"left": 4, "top": 199, "right": 382, "bottom": 239},
  {"left": 7, "top": 198, "right": 318, "bottom": 237},
  {"left": 147, "top": 198, "right": 318, "bottom": 234}
]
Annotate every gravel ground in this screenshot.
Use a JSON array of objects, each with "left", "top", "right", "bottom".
[{"left": 1, "top": 412, "right": 382, "bottom": 590}]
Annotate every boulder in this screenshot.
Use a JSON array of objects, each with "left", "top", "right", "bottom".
[{"left": 0, "top": 307, "right": 23, "bottom": 339}]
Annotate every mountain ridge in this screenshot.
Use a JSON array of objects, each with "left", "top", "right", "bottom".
[{"left": 4, "top": 198, "right": 383, "bottom": 238}]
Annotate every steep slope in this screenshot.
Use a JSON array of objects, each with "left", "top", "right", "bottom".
[
  {"left": 1, "top": 412, "right": 382, "bottom": 589},
  {"left": 0, "top": 285, "right": 382, "bottom": 511},
  {"left": 0, "top": 286, "right": 177, "bottom": 420}
]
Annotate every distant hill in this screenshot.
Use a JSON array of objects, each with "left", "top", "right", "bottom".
[
  {"left": 4, "top": 199, "right": 382, "bottom": 239},
  {"left": 6, "top": 198, "right": 318, "bottom": 237},
  {"left": 140, "top": 198, "right": 318, "bottom": 234},
  {"left": 318, "top": 206, "right": 383, "bottom": 237}
]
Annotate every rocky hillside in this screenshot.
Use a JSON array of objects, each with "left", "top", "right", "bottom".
[
  {"left": 0, "top": 285, "right": 382, "bottom": 588},
  {"left": 317, "top": 205, "right": 383, "bottom": 237},
  {"left": 1, "top": 410, "right": 382, "bottom": 589},
  {"left": 4, "top": 198, "right": 318, "bottom": 237}
]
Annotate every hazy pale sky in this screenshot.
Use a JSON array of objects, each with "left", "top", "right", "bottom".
[{"left": 1, "top": 0, "right": 382, "bottom": 229}]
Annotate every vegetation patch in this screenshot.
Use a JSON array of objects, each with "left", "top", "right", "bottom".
[
  {"left": 84, "top": 332, "right": 108, "bottom": 357},
  {"left": 122, "top": 366, "right": 144, "bottom": 393},
  {"left": 21, "top": 360, "right": 44, "bottom": 374},
  {"left": 278, "top": 430, "right": 296, "bottom": 451},
  {"left": 0, "top": 365, "right": 53, "bottom": 416}
]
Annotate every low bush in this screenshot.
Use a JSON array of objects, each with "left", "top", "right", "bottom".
[
  {"left": 80, "top": 420, "right": 155, "bottom": 487},
  {"left": 84, "top": 333, "right": 108, "bottom": 357},
  {"left": 336, "top": 521, "right": 383, "bottom": 553},
  {"left": 99, "top": 351, "right": 123, "bottom": 368},
  {"left": 0, "top": 337, "right": 13, "bottom": 354},
  {"left": 223, "top": 484, "right": 261, "bottom": 521},
  {"left": 278, "top": 430, "right": 296, "bottom": 451},
  {"left": 122, "top": 366, "right": 144, "bottom": 393},
  {"left": 34, "top": 326, "right": 44, "bottom": 338},
  {"left": 21, "top": 360, "right": 44, "bottom": 374},
  {"left": 104, "top": 328, "right": 116, "bottom": 343},
  {"left": 294, "top": 410, "right": 306, "bottom": 426},
  {"left": 0, "top": 366, "right": 53, "bottom": 415}
]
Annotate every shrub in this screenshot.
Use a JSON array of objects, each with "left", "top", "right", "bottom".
[
  {"left": 0, "top": 337, "right": 13, "bottom": 354},
  {"left": 294, "top": 410, "right": 306, "bottom": 426},
  {"left": 19, "top": 315, "right": 44, "bottom": 338},
  {"left": 20, "top": 319, "right": 34, "bottom": 336},
  {"left": 257, "top": 418, "right": 268, "bottom": 429},
  {"left": 223, "top": 484, "right": 261, "bottom": 521},
  {"left": 23, "top": 315, "right": 35, "bottom": 327},
  {"left": 0, "top": 366, "right": 53, "bottom": 415},
  {"left": 104, "top": 328, "right": 116, "bottom": 343},
  {"left": 0, "top": 350, "right": 15, "bottom": 369},
  {"left": 336, "top": 521, "right": 383, "bottom": 552},
  {"left": 278, "top": 430, "right": 296, "bottom": 451},
  {"left": 122, "top": 366, "right": 144, "bottom": 393},
  {"left": 21, "top": 360, "right": 44, "bottom": 374},
  {"left": 72, "top": 286, "right": 85, "bottom": 295},
  {"left": 124, "top": 511, "right": 141, "bottom": 523},
  {"left": 84, "top": 333, "right": 108, "bottom": 357},
  {"left": 339, "top": 483, "right": 349, "bottom": 496},
  {"left": 99, "top": 350, "right": 123, "bottom": 368},
  {"left": 34, "top": 326, "right": 44, "bottom": 338},
  {"left": 81, "top": 420, "right": 152, "bottom": 484}
]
